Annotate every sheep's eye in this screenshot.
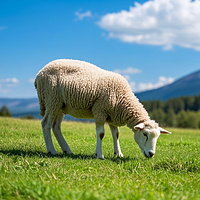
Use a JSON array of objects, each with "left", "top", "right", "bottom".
[
  {"left": 143, "top": 132, "right": 148, "bottom": 137},
  {"left": 143, "top": 132, "right": 148, "bottom": 141}
]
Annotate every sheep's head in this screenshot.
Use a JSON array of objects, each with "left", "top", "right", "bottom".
[{"left": 133, "top": 120, "right": 171, "bottom": 158}]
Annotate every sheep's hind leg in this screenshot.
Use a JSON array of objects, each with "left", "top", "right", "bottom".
[
  {"left": 52, "top": 111, "right": 73, "bottom": 154},
  {"left": 41, "top": 113, "right": 58, "bottom": 155},
  {"left": 95, "top": 124, "right": 105, "bottom": 159},
  {"left": 109, "top": 124, "right": 123, "bottom": 157}
]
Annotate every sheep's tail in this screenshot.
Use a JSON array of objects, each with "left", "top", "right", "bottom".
[{"left": 34, "top": 77, "right": 46, "bottom": 117}]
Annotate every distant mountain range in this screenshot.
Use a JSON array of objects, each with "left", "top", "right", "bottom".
[
  {"left": 0, "top": 98, "right": 39, "bottom": 115},
  {"left": 135, "top": 69, "right": 200, "bottom": 101},
  {"left": 0, "top": 69, "right": 200, "bottom": 118}
]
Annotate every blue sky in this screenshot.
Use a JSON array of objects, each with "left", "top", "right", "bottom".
[{"left": 1, "top": 0, "right": 200, "bottom": 98}]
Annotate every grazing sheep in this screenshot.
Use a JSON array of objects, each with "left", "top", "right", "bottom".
[{"left": 35, "top": 59, "right": 171, "bottom": 159}]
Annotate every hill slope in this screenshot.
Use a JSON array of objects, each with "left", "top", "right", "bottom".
[
  {"left": 135, "top": 70, "right": 200, "bottom": 101},
  {"left": 0, "top": 98, "right": 39, "bottom": 114}
]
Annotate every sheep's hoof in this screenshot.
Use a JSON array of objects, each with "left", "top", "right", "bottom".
[
  {"left": 114, "top": 152, "right": 124, "bottom": 158},
  {"left": 47, "top": 151, "right": 58, "bottom": 155},
  {"left": 96, "top": 155, "right": 104, "bottom": 160}
]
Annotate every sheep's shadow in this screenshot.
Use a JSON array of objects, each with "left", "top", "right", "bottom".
[
  {"left": 0, "top": 149, "right": 48, "bottom": 158},
  {"left": 0, "top": 148, "right": 140, "bottom": 163}
]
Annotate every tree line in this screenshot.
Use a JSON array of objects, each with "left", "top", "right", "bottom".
[
  {"left": 1, "top": 94, "right": 200, "bottom": 128},
  {"left": 142, "top": 94, "right": 200, "bottom": 129},
  {"left": 0, "top": 105, "right": 11, "bottom": 117},
  {"left": 0, "top": 105, "right": 34, "bottom": 119}
]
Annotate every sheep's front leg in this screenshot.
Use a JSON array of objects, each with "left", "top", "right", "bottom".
[
  {"left": 109, "top": 124, "right": 123, "bottom": 157},
  {"left": 41, "top": 114, "right": 58, "bottom": 155},
  {"left": 52, "top": 112, "right": 73, "bottom": 154},
  {"left": 95, "top": 124, "right": 105, "bottom": 159}
]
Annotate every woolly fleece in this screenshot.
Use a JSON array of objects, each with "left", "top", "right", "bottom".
[{"left": 35, "top": 59, "right": 152, "bottom": 128}]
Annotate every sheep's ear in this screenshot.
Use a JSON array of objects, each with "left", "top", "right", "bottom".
[
  {"left": 159, "top": 127, "right": 171, "bottom": 134},
  {"left": 134, "top": 123, "right": 145, "bottom": 130}
]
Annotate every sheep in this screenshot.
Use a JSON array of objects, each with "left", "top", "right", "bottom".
[{"left": 34, "top": 59, "right": 171, "bottom": 159}]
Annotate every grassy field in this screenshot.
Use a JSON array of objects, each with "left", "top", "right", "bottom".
[{"left": 0, "top": 117, "right": 199, "bottom": 200}]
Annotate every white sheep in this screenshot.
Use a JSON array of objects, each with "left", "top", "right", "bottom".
[{"left": 35, "top": 59, "right": 171, "bottom": 159}]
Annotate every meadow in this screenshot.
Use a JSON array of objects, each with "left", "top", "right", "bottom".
[{"left": 0, "top": 117, "right": 199, "bottom": 200}]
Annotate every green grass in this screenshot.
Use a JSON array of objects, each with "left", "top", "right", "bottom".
[{"left": 0, "top": 117, "right": 199, "bottom": 200}]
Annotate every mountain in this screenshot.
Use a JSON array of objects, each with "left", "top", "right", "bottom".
[
  {"left": 135, "top": 70, "right": 200, "bottom": 101},
  {"left": 0, "top": 98, "right": 39, "bottom": 114}
]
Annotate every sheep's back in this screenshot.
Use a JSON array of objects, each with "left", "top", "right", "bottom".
[
  {"left": 36, "top": 59, "right": 134, "bottom": 120},
  {"left": 38, "top": 59, "right": 128, "bottom": 93}
]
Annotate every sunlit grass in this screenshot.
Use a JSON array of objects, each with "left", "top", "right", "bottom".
[{"left": 0, "top": 117, "right": 199, "bottom": 199}]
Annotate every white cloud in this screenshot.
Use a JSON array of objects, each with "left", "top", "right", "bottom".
[
  {"left": 0, "top": 78, "right": 19, "bottom": 84},
  {"left": 28, "top": 78, "right": 35, "bottom": 83},
  {"left": 0, "top": 87, "right": 9, "bottom": 95},
  {"left": 138, "top": 76, "right": 174, "bottom": 92},
  {"left": 122, "top": 74, "right": 131, "bottom": 81},
  {"left": 0, "top": 78, "right": 19, "bottom": 94},
  {"left": 98, "top": 0, "right": 200, "bottom": 51},
  {"left": 129, "top": 81, "right": 136, "bottom": 91},
  {"left": 0, "top": 27, "right": 7, "bottom": 31},
  {"left": 75, "top": 10, "right": 92, "bottom": 20},
  {"left": 114, "top": 67, "right": 141, "bottom": 83},
  {"left": 114, "top": 67, "right": 142, "bottom": 75},
  {"left": 0, "top": 86, "right": 10, "bottom": 94}
]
